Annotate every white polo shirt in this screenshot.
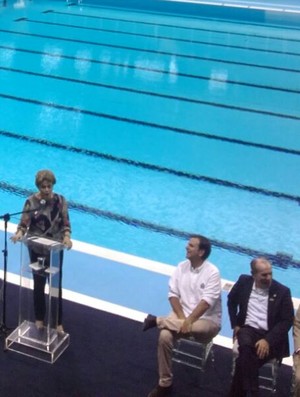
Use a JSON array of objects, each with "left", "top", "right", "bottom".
[{"left": 168, "top": 259, "right": 222, "bottom": 327}]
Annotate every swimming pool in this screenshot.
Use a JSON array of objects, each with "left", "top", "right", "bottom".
[{"left": 0, "top": 0, "right": 300, "bottom": 301}]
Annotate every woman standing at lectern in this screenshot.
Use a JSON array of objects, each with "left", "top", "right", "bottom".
[{"left": 11, "top": 169, "right": 72, "bottom": 333}]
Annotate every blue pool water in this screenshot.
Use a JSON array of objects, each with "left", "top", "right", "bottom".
[{"left": 0, "top": 0, "right": 300, "bottom": 298}]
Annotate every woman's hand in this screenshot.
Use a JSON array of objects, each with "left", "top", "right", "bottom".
[
  {"left": 10, "top": 230, "right": 23, "bottom": 243},
  {"left": 63, "top": 235, "right": 73, "bottom": 250}
]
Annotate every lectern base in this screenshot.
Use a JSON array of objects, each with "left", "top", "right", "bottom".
[{"left": 5, "top": 320, "right": 70, "bottom": 363}]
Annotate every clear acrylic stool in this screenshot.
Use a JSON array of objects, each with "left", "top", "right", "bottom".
[
  {"left": 232, "top": 340, "right": 280, "bottom": 394},
  {"left": 172, "top": 337, "right": 214, "bottom": 372}
]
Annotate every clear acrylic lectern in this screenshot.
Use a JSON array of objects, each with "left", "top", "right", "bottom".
[{"left": 6, "top": 236, "right": 70, "bottom": 363}]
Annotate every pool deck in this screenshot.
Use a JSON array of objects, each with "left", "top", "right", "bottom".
[
  {"left": 80, "top": 0, "right": 300, "bottom": 12},
  {"left": 1, "top": 221, "right": 298, "bottom": 366},
  {"left": 76, "top": 0, "right": 300, "bottom": 28},
  {"left": 175, "top": 0, "right": 300, "bottom": 12}
]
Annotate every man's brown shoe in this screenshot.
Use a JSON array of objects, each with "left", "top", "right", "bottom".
[
  {"left": 143, "top": 314, "right": 157, "bottom": 331},
  {"left": 147, "top": 385, "right": 172, "bottom": 397}
]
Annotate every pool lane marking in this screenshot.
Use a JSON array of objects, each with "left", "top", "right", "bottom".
[
  {"left": 2, "top": 27, "right": 300, "bottom": 65},
  {"left": 0, "top": 130, "right": 300, "bottom": 207},
  {"left": 1, "top": 91, "right": 300, "bottom": 131},
  {"left": 16, "top": 16, "right": 300, "bottom": 50},
  {"left": 1, "top": 44, "right": 299, "bottom": 74},
  {"left": 1, "top": 133, "right": 300, "bottom": 204},
  {"left": 43, "top": 9, "right": 300, "bottom": 38},
  {"left": 1, "top": 64, "right": 300, "bottom": 96}
]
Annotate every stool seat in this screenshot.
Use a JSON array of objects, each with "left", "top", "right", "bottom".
[{"left": 172, "top": 337, "right": 214, "bottom": 371}]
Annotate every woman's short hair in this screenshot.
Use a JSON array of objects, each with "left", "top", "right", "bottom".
[{"left": 35, "top": 169, "right": 56, "bottom": 188}]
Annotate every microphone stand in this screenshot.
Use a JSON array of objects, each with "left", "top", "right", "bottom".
[{"left": 0, "top": 208, "right": 37, "bottom": 339}]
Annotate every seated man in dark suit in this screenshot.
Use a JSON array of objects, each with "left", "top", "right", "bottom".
[{"left": 227, "top": 257, "right": 294, "bottom": 397}]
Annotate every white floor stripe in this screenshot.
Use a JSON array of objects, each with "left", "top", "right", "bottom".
[{"left": 0, "top": 269, "right": 294, "bottom": 366}]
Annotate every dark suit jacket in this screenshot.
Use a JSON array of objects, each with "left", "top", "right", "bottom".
[{"left": 227, "top": 275, "right": 294, "bottom": 359}]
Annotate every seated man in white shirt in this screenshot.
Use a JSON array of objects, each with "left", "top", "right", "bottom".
[
  {"left": 227, "top": 257, "right": 294, "bottom": 397},
  {"left": 143, "top": 235, "right": 222, "bottom": 397}
]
